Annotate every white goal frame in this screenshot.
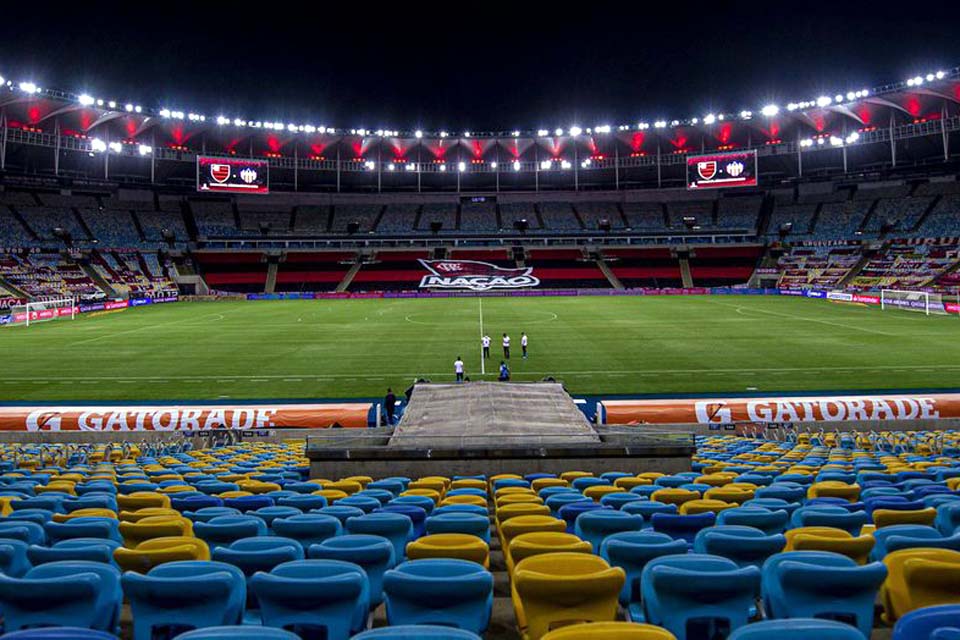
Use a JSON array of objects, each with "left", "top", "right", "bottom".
[
  {"left": 880, "top": 289, "right": 939, "bottom": 315},
  {"left": 10, "top": 298, "right": 77, "bottom": 327}
]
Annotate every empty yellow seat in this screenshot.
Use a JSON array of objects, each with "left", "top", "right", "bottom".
[
  {"left": 217, "top": 490, "right": 254, "bottom": 499},
  {"left": 679, "top": 499, "right": 735, "bottom": 516},
  {"left": 559, "top": 471, "right": 594, "bottom": 483},
  {"left": 117, "top": 492, "right": 171, "bottom": 511},
  {"left": 500, "top": 516, "right": 568, "bottom": 556},
  {"left": 0, "top": 496, "right": 18, "bottom": 516},
  {"left": 495, "top": 487, "right": 537, "bottom": 500},
  {"left": 696, "top": 473, "right": 738, "bottom": 487},
  {"left": 807, "top": 481, "right": 861, "bottom": 502},
  {"left": 35, "top": 482, "right": 77, "bottom": 496},
  {"left": 784, "top": 526, "right": 874, "bottom": 564},
  {"left": 407, "top": 533, "right": 489, "bottom": 568},
  {"left": 881, "top": 548, "right": 960, "bottom": 623},
  {"left": 114, "top": 536, "right": 210, "bottom": 573},
  {"left": 401, "top": 488, "right": 441, "bottom": 504},
  {"left": 703, "top": 486, "right": 754, "bottom": 505},
  {"left": 441, "top": 495, "right": 488, "bottom": 508},
  {"left": 542, "top": 622, "right": 677, "bottom": 640},
  {"left": 650, "top": 488, "right": 700, "bottom": 507},
  {"left": 496, "top": 494, "right": 543, "bottom": 509},
  {"left": 237, "top": 480, "right": 281, "bottom": 494},
  {"left": 451, "top": 478, "right": 487, "bottom": 491},
  {"left": 119, "top": 515, "right": 194, "bottom": 547},
  {"left": 508, "top": 531, "right": 592, "bottom": 574},
  {"left": 158, "top": 484, "right": 195, "bottom": 494},
  {"left": 497, "top": 503, "right": 552, "bottom": 527},
  {"left": 513, "top": 552, "right": 625, "bottom": 640},
  {"left": 343, "top": 475, "right": 373, "bottom": 489},
  {"left": 119, "top": 508, "right": 180, "bottom": 523},
  {"left": 321, "top": 480, "right": 362, "bottom": 495},
  {"left": 410, "top": 477, "right": 449, "bottom": 495},
  {"left": 613, "top": 478, "right": 652, "bottom": 491},
  {"left": 52, "top": 508, "right": 118, "bottom": 522},
  {"left": 532, "top": 478, "right": 569, "bottom": 492},
  {"left": 313, "top": 489, "right": 348, "bottom": 504},
  {"left": 636, "top": 472, "right": 666, "bottom": 482},
  {"left": 873, "top": 508, "right": 937, "bottom": 528},
  {"left": 584, "top": 486, "right": 623, "bottom": 502}
]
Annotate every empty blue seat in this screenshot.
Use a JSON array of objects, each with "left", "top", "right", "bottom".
[
  {"left": 600, "top": 492, "right": 644, "bottom": 511},
  {"left": 337, "top": 496, "right": 382, "bottom": 514},
  {"left": 599, "top": 531, "right": 687, "bottom": 608},
  {"left": 171, "top": 626, "right": 300, "bottom": 639},
  {"left": 871, "top": 525, "right": 960, "bottom": 560},
  {"left": 0, "top": 538, "right": 32, "bottom": 576},
  {"left": 250, "top": 506, "right": 303, "bottom": 532},
  {"left": 346, "top": 512, "right": 414, "bottom": 561},
  {"left": 574, "top": 510, "right": 645, "bottom": 552},
  {"left": 195, "top": 481, "right": 239, "bottom": 496},
  {"left": 308, "top": 534, "right": 395, "bottom": 607},
  {"left": 544, "top": 493, "right": 591, "bottom": 517},
  {"left": 558, "top": 502, "right": 610, "bottom": 534},
  {"left": 356, "top": 489, "right": 395, "bottom": 506},
  {"left": 728, "top": 618, "right": 868, "bottom": 640},
  {"left": 653, "top": 476, "right": 689, "bottom": 489},
  {"left": 571, "top": 477, "right": 610, "bottom": 492},
  {"left": 223, "top": 495, "right": 274, "bottom": 512},
  {"left": 492, "top": 478, "right": 530, "bottom": 492},
  {"left": 446, "top": 488, "right": 487, "bottom": 498},
  {"left": 744, "top": 498, "right": 801, "bottom": 517},
  {"left": 271, "top": 513, "right": 342, "bottom": 548},
  {"left": 621, "top": 501, "right": 678, "bottom": 521},
  {"left": 640, "top": 553, "right": 761, "bottom": 640},
  {"left": 366, "top": 480, "right": 405, "bottom": 497},
  {"left": 171, "top": 495, "right": 223, "bottom": 513},
  {"left": 382, "top": 559, "right": 493, "bottom": 634},
  {"left": 28, "top": 538, "right": 120, "bottom": 566},
  {"left": 123, "top": 560, "right": 246, "bottom": 640},
  {"left": 64, "top": 495, "right": 118, "bottom": 512},
  {"left": 936, "top": 502, "right": 960, "bottom": 536},
  {"left": 425, "top": 512, "right": 491, "bottom": 544},
  {"left": 433, "top": 505, "right": 487, "bottom": 517},
  {"left": 276, "top": 494, "right": 327, "bottom": 511},
  {"left": 693, "top": 525, "right": 786, "bottom": 568},
  {"left": 194, "top": 516, "right": 268, "bottom": 550},
  {"left": 893, "top": 603, "right": 960, "bottom": 640},
  {"left": 184, "top": 507, "right": 242, "bottom": 523},
  {"left": 314, "top": 505, "right": 367, "bottom": 527},
  {"left": 250, "top": 559, "right": 369, "bottom": 639},
  {"left": 0, "top": 520, "right": 45, "bottom": 545},
  {"left": 389, "top": 495, "right": 435, "bottom": 515},
  {"left": 539, "top": 486, "right": 579, "bottom": 500},
  {"left": 11, "top": 496, "right": 66, "bottom": 513},
  {"left": 0, "top": 628, "right": 119, "bottom": 639},
  {"left": 650, "top": 512, "right": 716, "bottom": 545},
  {"left": 762, "top": 550, "right": 887, "bottom": 637},
  {"left": 0, "top": 560, "right": 122, "bottom": 633},
  {"left": 7, "top": 509, "right": 55, "bottom": 525},
  {"left": 44, "top": 517, "right": 121, "bottom": 544},
  {"left": 790, "top": 506, "right": 869, "bottom": 535},
  {"left": 715, "top": 506, "right": 788, "bottom": 535},
  {"left": 377, "top": 504, "right": 429, "bottom": 539},
  {"left": 213, "top": 535, "right": 304, "bottom": 613}
]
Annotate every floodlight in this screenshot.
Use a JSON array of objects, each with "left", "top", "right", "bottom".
[
  {"left": 19, "top": 82, "right": 37, "bottom": 94},
  {"left": 138, "top": 144, "right": 153, "bottom": 156},
  {"left": 78, "top": 94, "right": 94, "bottom": 106},
  {"left": 512, "top": 160, "right": 520, "bottom": 171},
  {"left": 108, "top": 141, "right": 122, "bottom": 153},
  {"left": 569, "top": 126, "right": 582, "bottom": 136},
  {"left": 537, "top": 129, "right": 548, "bottom": 137},
  {"left": 414, "top": 130, "right": 423, "bottom": 138},
  {"left": 90, "top": 138, "right": 107, "bottom": 153},
  {"left": 490, "top": 161, "right": 497, "bottom": 169},
  {"left": 816, "top": 96, "right": 832, "bottom": 107},
  {"left": 458, "top": 162, "right": 466, "bottom": 172},
  {"left": 703, "top": 114, "right": 716, "bottom": 125}
]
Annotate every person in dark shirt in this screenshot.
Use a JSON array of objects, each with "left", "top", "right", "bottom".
[
  {"left": 498, "top": 361, "right": 510, "bottom": 381},
  {"left": 384, "top": 388, "right": 397, "bottom": 425}
]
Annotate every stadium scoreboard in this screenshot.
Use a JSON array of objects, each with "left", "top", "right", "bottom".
[
  {"left": 197, "top": 156, "right": 270, "bottom": 194},
  {"left": 686, "top": 149, "right": 757, "bottom": 190}
]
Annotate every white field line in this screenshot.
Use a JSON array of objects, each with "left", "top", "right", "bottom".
[{"left": 709, "top": 300, "right": 896, "bottom": 336}]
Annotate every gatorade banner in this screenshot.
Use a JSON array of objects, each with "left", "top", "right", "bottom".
[
  {"left": 0, "top": 403, "right": 372, "bottom": 432},
  {"left": 602, "top": 393, "right": 960, "bottom": 425}
]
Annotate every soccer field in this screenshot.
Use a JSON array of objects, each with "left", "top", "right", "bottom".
[{"left": 1, "top": 295, "right": 958, "bottom": 402}]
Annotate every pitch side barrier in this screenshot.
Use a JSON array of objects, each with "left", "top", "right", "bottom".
[{"left": 0, "top": 294, "right": 179, "bottom": 326}]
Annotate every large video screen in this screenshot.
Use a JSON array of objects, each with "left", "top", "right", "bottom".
[
  {"left": 197, "top": 157, "right": 270, "bottom": 194},
  {"left": 686, "top": 150, "right": 758, "bottom": 190}
]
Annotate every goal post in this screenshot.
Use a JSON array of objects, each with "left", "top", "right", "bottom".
[
  {"left": 9, "top": 298, "right": 77, "bottom": 327},
  {"left": 880, "top": 289, "right": 951, "bottom": 316}
]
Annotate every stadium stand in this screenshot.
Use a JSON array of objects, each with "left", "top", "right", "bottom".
[
  {"left": 238, "top": 202, "right": 293, "bottom": 235},
  {"left": 459, "top": 201, "right": 499, "bottom": 233},
  {"left": 604, "top": 248, "right": 683, "bottom": 288},
  {"left": 275, "top": 252, "right": 355, "bottom": 292},
  {"left": 193, "top": 251, "right": 268, "bottom": 293},
  {"left": 538, "top": 203, "right": 583, "bottom": 231},
  {"left": 293, "top": 205, "right": 331, "bottom": 234},
  {"left": 329, "top": 204, "right": 381, "bottom": 234},
  {"left": 378, "top": 204, "right": 420, "bottom": 235},
  {"left": 775, "top": 246, "right": 862, "bottom": 290},
  {"left": 417, "top": 203, "right": 458, "bottom": 233},
  {"left": 524, "top": 249, "right": 609, "bottom": 288},
  {"left": 688, "top": 246, "right": 763, "bottom": 287},
  {"left": 499, "top": 202, "right": 541, "bottom": 231},
  {"left": 850, "top": 243, "right": 960, "bottom": 291},
  {"left": 350, "top": 250, "right": 432, "bottom": 291},
  {"left": 576, "top": 202, "right": 625, "bottom": 231},
  {"left": 191, "top": 200, "right": 239, "bottom": 238},
  {"left": 621, "top": 203, "right": 667, "bottom": 232},
  {"left": 716, "top": 196, "right": 762, "bottom": 231},
  {"left": 667, "top": 200, "right": 713, "bottom": 230}
]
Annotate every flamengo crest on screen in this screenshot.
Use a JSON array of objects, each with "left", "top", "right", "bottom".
[{"left": 418, "top": 259, "right": 540, "bottom": 291}]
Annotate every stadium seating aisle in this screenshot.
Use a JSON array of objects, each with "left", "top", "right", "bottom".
[{"left": 0, "top": 432, "right": 959, "bottom": 638}]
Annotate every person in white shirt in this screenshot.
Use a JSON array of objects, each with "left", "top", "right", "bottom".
[
  {"left": 481, "top": 334, "right": 491, "bottom": 359},
  {"left": 454, "top": 356, "right": 465, "bottom": 383},
  {"left": 521, "top": 332, "right": 528, "bottom": 359},
  {"left": 502, "top": 333, "right": 511, "bottom": 359}
]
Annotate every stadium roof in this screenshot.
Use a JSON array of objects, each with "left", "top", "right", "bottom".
[{"left": 1, "top": 66, "right": 958, "bottom": 163}]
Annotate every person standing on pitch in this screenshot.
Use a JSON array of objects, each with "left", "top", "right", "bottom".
[
  {"left": 521, "top": 332, "right": 528, "bottom": 359},
  {"left": 454, "top": 355, "right": 465, "bottom": 383},
  {"left": 502, "top": 333, "right": 511, "bottom": 359},
  {"left": 482, "top": 334, "right": 491, "bottom": 359},
  {"left": 384, "top": 388, "right": 397, "bottom": 425},
  {"left": 498, "top": 360, "right": 510, "bottom": 381}
]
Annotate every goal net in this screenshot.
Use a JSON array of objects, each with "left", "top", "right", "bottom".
[
  {"left": 880, "top": 289, "right": 949, "bottom": 316},
  {"left": 8, "top": 298, "right": 77, "bottom": 327}
]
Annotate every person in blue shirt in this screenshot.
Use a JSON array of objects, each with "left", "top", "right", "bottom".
[{"left": 498, "top": 360, "right": 510, "bottom": 381}]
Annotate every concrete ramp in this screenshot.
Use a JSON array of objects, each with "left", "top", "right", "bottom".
[{"left": 391, "top": 381, "right": 600, "bottom": 448}]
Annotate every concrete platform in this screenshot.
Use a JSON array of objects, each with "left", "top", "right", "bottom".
[{"left": 390, "top": 381, "right": 600, "bottom": 448}]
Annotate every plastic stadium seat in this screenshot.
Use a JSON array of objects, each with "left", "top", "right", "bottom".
[
  {"left": 7, "top": 509, "right": 55, "bottom": 525},
  {"left": 276, "top": 494, "right": 327, "bottom": 511},
  {"left": 790, "top": 506, "right": 870, "bottom": 535},
  {"left": 351, "top": 625, "right": 482, "bottom": 639},
  {"left": 892, "top": 604, "right": 960, "bottom": 640},
  {"left": 574, "top": 509, "right": 645, "bottom": 552},
  {"left": 727, "top": 619, "right": 867, "bottom": 640},
  {"left": 194, "top": 515, "right": 268, "bottom": 550},
  {"left": 615, "top": 478, "right": 654, "bottom": 492},
  {"left": 407, "top": 533, "right": 490, "bottom": 567},
  {"left": 28, "top": 538, "right": 120, "bottom": 565},
  {"left": 119, "top": 515, "right": 193, "bottom": 546},
  {"left": 640, "top": 554, "right": 760, "bottom": 640},
  {"left": 213, "top": 536, "right": 304, "bottom": 610},
  {"left": 119, "top": 507, "right": 181, "bottom": 523},
  {"left": 117, "top": 491, "right": 172, "bottom": 511},
  {"left": 545, "top": 493, "right": 591, "bottom": 517},
  {"left": 377, "top": 504, "right": 429, "bottom": 538},
  {"left": 716, "top": 506, "right": 789, "bottom": 535},
  {"left": 871, "top": 525, "right": 960, "bottom": 561},
  {"left": 250, "top": 559, "right": 369, "bottom": 639},
  {"left": 650, "top": 489, "right": 700, "bottom": 507},
  {"left": 315, "top": 505, "right": 367, "bottom": 526},
  {"left": 0, "top": 520, "right": 45, "bottom": 545},
  {"left": 693, "top": 525, "right": 785, "bottom": 568},
  {"left": 0, "top": 628, "right": 120, "bottom": 639},
  {"left": 557, "top": 502, "right": 609, "bottom": 533},
  {"left": 599, "top": 531, "right": 688, "bottom": 609},
  {"left": 513, "top": 552, "right": 624, "bottom": 640},
  {"left": 762, "top": 550, "right": 886, "bottom": 637},
  {"left": 0, "top": 538, "right": 33, "bottom": 576},
  {"left": 500, "top": 515, "right": 567, "bottom": 558},
  {"left": 443, "top": 495, "right": 489, "bottom": 508},
  {"left": 425, "top": 512, "right": 491, "bottom": 543},
  {"left": 541, "top": 622, "right": 678, "bottom": 640},
  {"left": 622, "top": 501, "right": 679, "bottom": 520},
  {"left": 784, "top": 526, "right": 875, "bottom": 564},
  {"left": 650, "top": 512, "right": 716, "bottom": 545},
  {"left": 338, "top": 495, "right": 383, "bottom": 513},
  {"left": 171, "top": 495, "right": 223, "bottom": 512},
  {"left": 114, "top": 536, "right": 211, "bottom": 572},
  {"left": 875, "top": 508, "right": 938, "bottom": 528},
  {"left": 679, "top": 499, "right": 736, "bottom": 516},
  {"left": 270, "top": 513, "right": 341, "bottom": 548},
  {"left": 383, "top": 559, "right": 493, "bottom": 633},
  {"left": 599, "top": 492, "right": 643, "bottom": 510},
  {"left": 183, "top": 507, "right": 242, "bottom": 523},
  {"left": 224, "top": 495, "right": 275, "bottom": 512},
  {"left": 172, "top": 626, "right": 300, "bottom": 639},
  {"left": 308, "top": 534, "right": 395, "bottom": 607},
  {"left": 346, "top": 512, "right": 414, "bottom": 561},
  {"left": 389, "top": 495, "right": 435, "bottom": 515},
  {"left": 122, "top": 560, "right": 246, "bottom": 640},
  {"left": 881, "top": 548, "right": 960, "bottom": 623},
  {"left": 508, "top": 532, "right": 593, "bottom": 574},
  {"left": 808, "top": 481, "right": 861, "bottom": 502},
  {"left": 0, "top": 560, "right": 122, "bottom": 633},
  {"left": 935, "top": 503, "right": 960, "bottom": 535},
  {"left": 44, "top": 517, "right": 121, "bottom": 544}
]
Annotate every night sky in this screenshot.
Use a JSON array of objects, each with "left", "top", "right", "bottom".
[{"left": 1, "top": 3, "right": 958, "bottom": 131}]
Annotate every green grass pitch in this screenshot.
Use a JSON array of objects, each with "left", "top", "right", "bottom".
[{"left": 1, "top": 295, "right": 958, "bottom": 402}]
